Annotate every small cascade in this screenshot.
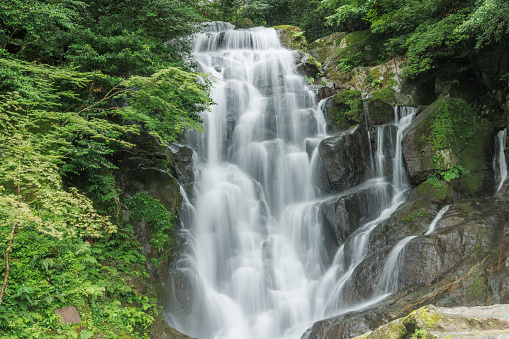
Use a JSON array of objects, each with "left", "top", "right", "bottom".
[
  {"left": 425, "top": 205, "right": 450, "bottom": 235},
  {"left": 319, "top": 106, "right": 416, "bottom": 313},
  {"left": 493, "top": 128, "right": 508, "bottom": 193},
  {"left": 377, "top": 235, "right": 417, "bottom": 294},
  {"left": 377, "top": 204, "right": 450, "bottom": 295}
]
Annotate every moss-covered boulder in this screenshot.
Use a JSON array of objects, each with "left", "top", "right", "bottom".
[
  {"left": 309, "top": 32, "right": 348, "bottom": 65},
  {"left": 366, "top": 89, "right": 398, "bottom": 125},
  {"left": 354, "top": 304, "right": 509, "bottom": 339},
  {"left": 402, "top": 97, "right": 495, "bottom": 196},
  {"left": 234, "top": 18, "right": 254, "bottom": 29},
  {"left": 327, "top": 90, "right": 364, "bottom": 132},
  {"left": 272, "top": 25, "right": 307, "bottom": 51}
]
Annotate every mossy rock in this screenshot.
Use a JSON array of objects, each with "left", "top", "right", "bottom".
[
  {"left": 309, "top": 32, "right": 348, "bottom": 64},
  {"left": 403, "top": 97, "right": 495, "bottom": 196},
  {"left": 235, "top": 18, "right": 254, "bottom": 29},
  {"left": 328, "top": 90, "right": 363, "bottom": 131},
  {"left": 354, "top": 305, "right": 509, "bottom": 339},
  {"left": 366, "top": 99, "right": 393, "bottom": 125},
  {"left": 337, "top": 30, "right": 385, "bottom": 64},
  {"left": 272, "top": 25, "right": 307, "bottom": 51}
]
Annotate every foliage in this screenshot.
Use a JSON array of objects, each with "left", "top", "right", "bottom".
[
  {"left": 419, "top": 98, "right": 478, "bottom": 165},
  {"left": 0, "top": 0, "right": 213, "bottom": 336},
  {"left": 0, "top": 224, "right": 156, "bottom": 338},
  {"left": 0, "top": 0, "right": 208, "bottom": 73},
  {"left": 239, "top": 0, "right": 340, "bottom": 41},
  {"left": 119, "top": 67, "right": 212, "bottom": 145},
  {"left": 456, "top": 0, "right": 509, "bottom": 49},
  {"left": 126, "top": 192, "right": 177, "bottom": 253},
  {"left": 318, "top": 0, "right": 508, "bottom": 78}
]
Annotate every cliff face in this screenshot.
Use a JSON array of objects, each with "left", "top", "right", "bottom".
[
  {"left": 113, "top": 131, "right": 194, "bottom": 339},
  {"left": 285, "top": 30, "right": 509, "bottom": 338}
]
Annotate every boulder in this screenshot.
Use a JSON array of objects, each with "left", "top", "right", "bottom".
[
  {"left": 273, "top": 25, "right": 307, "bottom": 51},
  {"left": 402, "top": 97, "right": 495, "bottom": 196},
  {"left": 54, "top": 306, "right": 81, "bottom": 324},
  {"left": 326, "top": 90, "right": 364, "bottom": 132},
  {"left": 365, "top": 89, "right": 398, "bottom": 125},
  {"left": 234, "top": 18, "right": 254, "bottom": 29},
  {"left": 318, "top": 125, "right": 372, "bottom": 192},
  {"left": 354, "top": 304, "right": 509, "bottom": 339}
]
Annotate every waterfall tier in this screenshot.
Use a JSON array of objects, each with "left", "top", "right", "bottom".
[{"left": 167, "top": 24, "right": 416, "bottom": 339}]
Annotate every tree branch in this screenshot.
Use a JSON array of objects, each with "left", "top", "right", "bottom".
[{"left": 0, "top": 223, "right": 18, "bottom": 308}]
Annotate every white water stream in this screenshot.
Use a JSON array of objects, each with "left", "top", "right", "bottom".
[
  {"left": 167, "top": 23, "right": 417, "bottom": 339},
  {"left": 494, "top": 128, "right": 508, "bottom": 193},
  {"left": 377, "top": 204, "right": 450, "bottom": 294}
]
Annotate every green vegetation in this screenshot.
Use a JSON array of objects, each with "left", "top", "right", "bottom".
[
  {"left": 329, "top": 90, "right": 363, "bottom": 130},
  {"left": 0, "top": 0, "right": 213, "bottom": 337},
  {"left": 126, "top": 192, "right": 176, "bottom": 254}
]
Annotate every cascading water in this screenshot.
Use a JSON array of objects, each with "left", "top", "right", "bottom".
[
  {"left": 168, "top": 23, "right": 417, "bottom": 339},
  {"left": 320, "top": 107, "right": 415, "bottom": 312},
  {"left": 493, "top": 128, "right": 508, "bottom": 193},
  {"left": 377, "top": 204, "right": 450, "bottom": 294},
  {"left": 424, "top": 205, "right": 450, "bottom": 236}
]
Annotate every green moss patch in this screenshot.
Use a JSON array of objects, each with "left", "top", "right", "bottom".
[
  {"left": 415, "top": 97, "right": 493, "bottom": 195},
  {"left": 273, "top": 25, "right": 307, "bottom": 51},
  {"left": 330, "top": 90, "right": 364, "bottom": 130}
]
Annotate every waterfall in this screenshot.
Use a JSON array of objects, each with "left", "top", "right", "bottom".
[
  {"left": 424, "top": 205, "right": 450, "bottom": 235},
  {"left": 377, "top": 204, "right": 450, "bottom": 295},
  {"left": 494, "top": 128, "right": 508, "bottom": 193},
  {"left": 321, "top": 107, "right": 415, "bottom": 313},
  {"left": 167, "top": 23, "right": 417, "bottom": 339},
  {"left": 377, "top": 235, "right": 417, "bottom": 294}
]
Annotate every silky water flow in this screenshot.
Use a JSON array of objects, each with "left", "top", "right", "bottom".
[{"left": 167, "top": 23, "right": 417, "bottom": 339}]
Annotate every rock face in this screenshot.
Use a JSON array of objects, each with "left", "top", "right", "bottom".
[
  {"left": 113, "top": 131, "right": 194, "bottom": 338},
  {"left": 320, "top": 182, "right": 390, "bottom": 247},
  {"left": 305, "top": 190, "right": 509, "bottom": 339},
  {"left": 354, "top": 304, "right": 509, "bottom": 339},
  {"left": 273, "top": 25, "right": 307, "bottom": 51},
  {"left": 318, "top": 125, "right": 372, "bottom": 192},
  {"left": 402, "top": 97, "right": 495, "bottom": 196}
]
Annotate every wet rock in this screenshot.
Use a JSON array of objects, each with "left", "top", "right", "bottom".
[
  {"left": 326, "top": 90, "right": 364, "bottom": 132},
  {"left": 273, "top": 25, "right": 307, "bottom": 51},
  {"left": 402, "top": 97, "right": 495, "bottom": 196},
  {"left": 306, "top": 193, "right": 509, "bottom": 339},
  {"left": 234, "top": 18, "right": 254, "bottom": 29},
  {"left": 320, "top": 181, "right": 389, "bottom": 246},
  {"left": 318, "top": 125, "right": 372, "bottom": 192},
  {"left": 168, "top": 143, "right": 194, "bottom": 197},
  {"left": 365, "top": 89, "right": 398, "bottom": 125},
  {"left": 296, "top": 52, "right": 321, "bottom": 81}
]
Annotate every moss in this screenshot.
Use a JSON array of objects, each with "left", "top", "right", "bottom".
[
  {"left": 416, "top": 180, "right": 454, "bottom": 202},
  {"left": 367, "top": 97, "right": 393, "bottom": 124},
  {"left": 330, "top": 90, "right": 364, "bottom": 130},
  {"left": 235, "top": 18, "right": 254, "bottom": 29},
  {"left": 418, "top": 307, "right": 442, "bottom": 328},
  {"left": 336, "top": 30, "right": 387, "bottom": 65},
  {"left": 272, "top": 25, "right": 307, "bottom": 51},
  {"left": 469, "top": 276, "right": 487, "bottom": 298},
  {"left": 401, "top": 210, "right": 427, "bottom": 223},
  {"left": 372, "top": 88, "right": 397, "bottom": 104}
]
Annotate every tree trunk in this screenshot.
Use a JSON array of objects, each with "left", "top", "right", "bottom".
[{"left": 0, "top": 223, "right": 18, "bottom": 308}]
